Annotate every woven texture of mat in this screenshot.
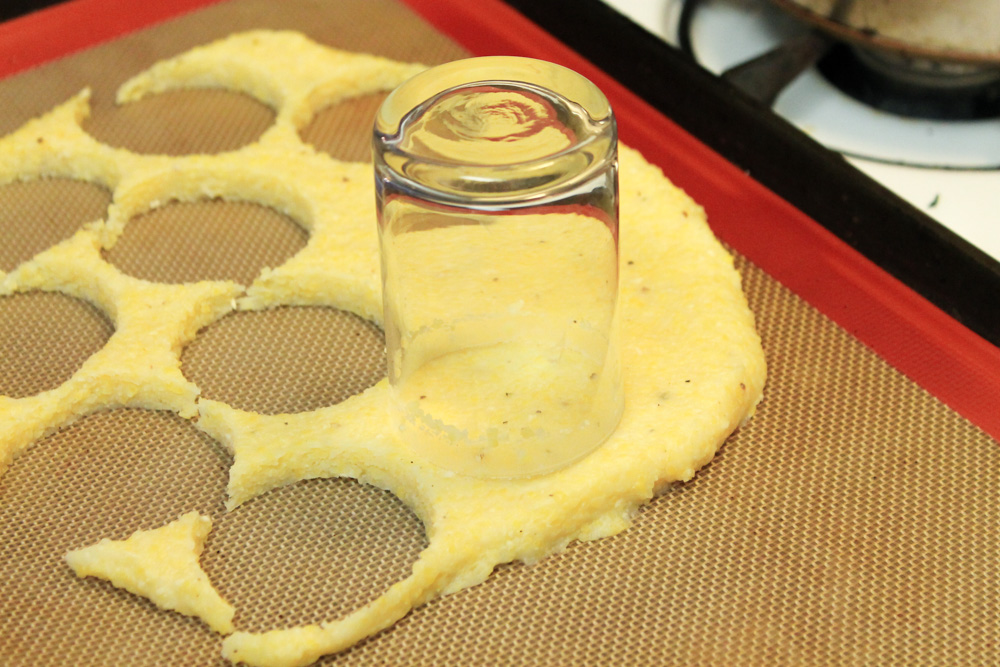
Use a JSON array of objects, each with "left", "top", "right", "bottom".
[{"left": 1, "top": 0, "right": 997, "bottom": 665}]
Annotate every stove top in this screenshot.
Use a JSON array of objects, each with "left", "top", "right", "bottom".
[{"left": 605, "top": 0, "right": 1000, "bottom": 263}]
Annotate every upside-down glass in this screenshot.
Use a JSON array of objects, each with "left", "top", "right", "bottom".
[{"left": 373, "top": 56, "right": 623, "bottom": 478}]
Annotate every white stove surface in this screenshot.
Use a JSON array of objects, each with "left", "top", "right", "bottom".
[{"left": 603, "top": 0, "right": 1000, "bottom": 262}]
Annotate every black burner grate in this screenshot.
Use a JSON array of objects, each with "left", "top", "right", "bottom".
[{"left": 818, "top": 43, "right": 1000, "bottom": 121}]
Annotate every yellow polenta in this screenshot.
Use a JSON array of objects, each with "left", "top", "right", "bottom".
[
  {"left": 0, "top": 31, "right": 765, "bottom": 667},
  {"left": 66, "top": 512, "right": 235, "bottom": 634}
]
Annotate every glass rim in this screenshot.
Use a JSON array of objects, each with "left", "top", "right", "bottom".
[{"left": 373, "top": 56, "right": 615, "bottom": 172}]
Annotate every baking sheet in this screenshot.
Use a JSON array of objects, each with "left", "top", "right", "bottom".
[{"left": 1, "top": 0, "right": 997, "bottom": 665}]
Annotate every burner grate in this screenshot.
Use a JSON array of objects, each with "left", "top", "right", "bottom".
[{"left": 818, "top": 43, "right": 1000, "bottom": 120}]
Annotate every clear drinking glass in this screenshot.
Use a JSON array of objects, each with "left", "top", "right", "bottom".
[{"left": 373, "top": 56, "right": 623, "bottom": 479}]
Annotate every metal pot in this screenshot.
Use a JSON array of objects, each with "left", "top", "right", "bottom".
[{"left": 771, "top": 0, "right": 1000, "bottom": 65}]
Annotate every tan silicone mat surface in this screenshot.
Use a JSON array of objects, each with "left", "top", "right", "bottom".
[{"left": 1, "top": 1, "right": 997, "bottom": 665}]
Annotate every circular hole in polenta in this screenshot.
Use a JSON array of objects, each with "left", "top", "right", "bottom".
[
  {"left": 84, "top": 89, "right": 275, "bottom": 156},
  {"left": 300, "top": 92, "right": 389, "bottom": 163},
  {"left": 209, "top": 477, "right": 427, "bottom": 632},
  {"left": 0, "top": 407, "right": 231, "bottom": 665},
  {"left": 105, "top": 199, "right": 307, "bottom": 285},
  {"left": 0, "top": 178, "right": 111, "bottom": 272},
  {"left": 181, "top": 306, "right": 386, "bottom": 414},
  {"left": 0, "top": 291, "right": 114, "bottom": 398}
]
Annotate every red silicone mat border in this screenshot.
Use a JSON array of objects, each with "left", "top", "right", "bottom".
[
  {"left": 0, "top": 0, "right": 226, "bottom": 77},
  {"left": 2, "top": 0, "right": 998, "bottom": 439}
]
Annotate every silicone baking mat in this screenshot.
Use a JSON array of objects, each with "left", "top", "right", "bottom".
[{"left": 1, "top": 0, "right": 997, "bottom": 665}]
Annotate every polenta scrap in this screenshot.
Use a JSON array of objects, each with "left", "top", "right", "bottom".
[{"left": 66, "top": 512, "right": 235, "bottom": 634}]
